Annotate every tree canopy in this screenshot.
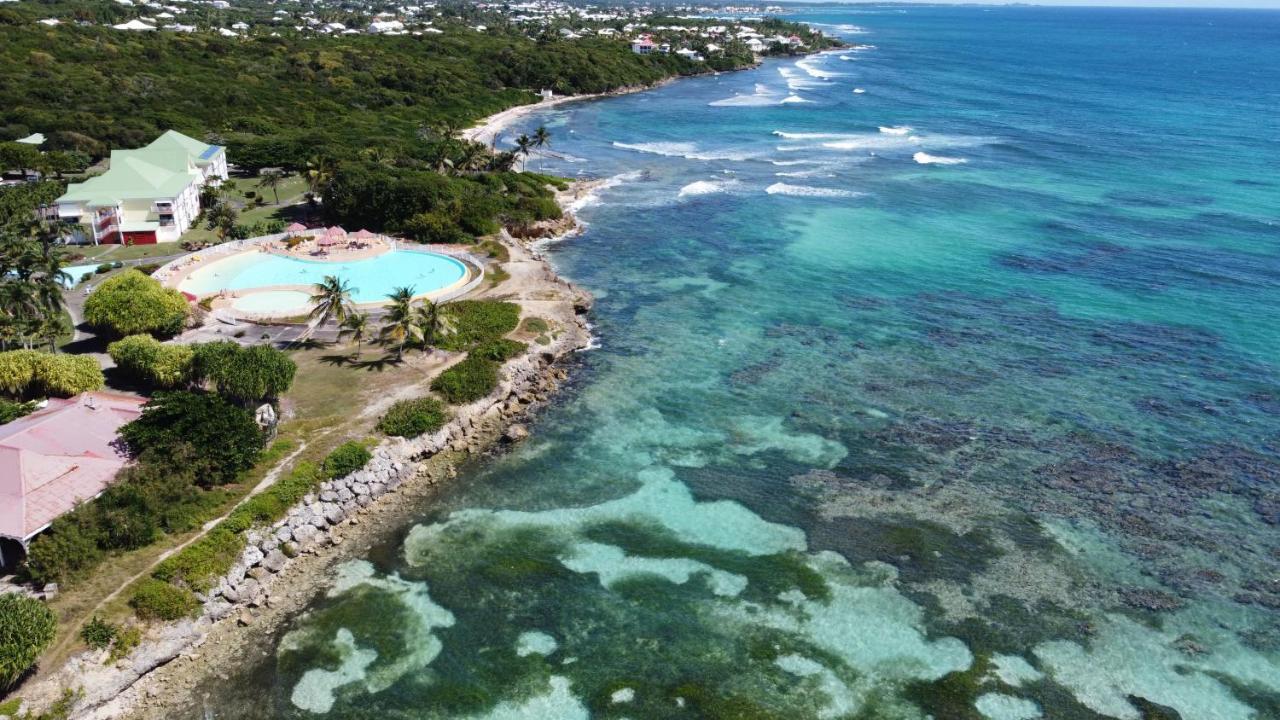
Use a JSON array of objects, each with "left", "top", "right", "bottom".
[{"left": 83, "top": 270, "right": 189, "bottom": 338}]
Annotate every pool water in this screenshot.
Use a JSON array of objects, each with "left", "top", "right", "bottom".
[
  {"left": 178, "top": 249, "right": 467, "bottom": 304},
  {"left": 231, "top": 290, "right": 312, "bottom": 315}
]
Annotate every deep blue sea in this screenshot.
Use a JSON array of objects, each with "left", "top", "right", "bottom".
[{"left": 200, "top": 7, "right": 1280, "bottom": 719}]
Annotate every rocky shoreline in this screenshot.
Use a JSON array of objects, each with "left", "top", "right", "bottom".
[{"left": 15, "top": 182, "right": 595, "bottom": 720}]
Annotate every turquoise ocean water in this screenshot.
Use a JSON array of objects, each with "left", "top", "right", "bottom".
[{"left": 195, "top": 7, "right": 1280, "bottom": 719}]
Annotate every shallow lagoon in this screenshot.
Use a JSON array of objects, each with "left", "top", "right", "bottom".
[{"left": 189, "top": 6, "right": 1280, "bottom": 719}]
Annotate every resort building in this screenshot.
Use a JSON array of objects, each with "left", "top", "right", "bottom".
[
  {"left": 0, "top": 392, "right": 145, "bottom": 572},
  {"left": 54, "top": 130, "right": 227, "bottom": 245},
  {"left": 631, "top": 36, "right": 655, "bottom": 54}
]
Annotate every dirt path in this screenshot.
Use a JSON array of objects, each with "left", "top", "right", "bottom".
[{"left": 43, "top": 436, "right": 316, "bottom": 664}]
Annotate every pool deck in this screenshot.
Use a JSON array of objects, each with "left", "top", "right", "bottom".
[{"left": 157, "top": 232, "right": 485, "bottom": 322}]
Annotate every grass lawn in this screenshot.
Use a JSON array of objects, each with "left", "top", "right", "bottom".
[
  {"left": 180, "top": 173, "right": 314, "bottom": 246},
  {"left": 70, "top": 243, "right": 184, "bottom": 263}
]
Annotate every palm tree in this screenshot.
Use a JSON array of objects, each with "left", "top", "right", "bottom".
[
  {"left": 257, "top": 170, "right": 284, "bottom": 205},
  {"left": 338, "top": 312, "right": 370, "bottom": 360},
  {"left": 378, "top": 287, "right": 419, "bottom": 360},
  {"left": 305, "top": 155, "right": 335, "bottom": 198},
  {"left": 532, "top": 126, "right": 551, "bottom": 172},
  {"left": 514, "top": 134, "right": 533, "bottom": 172},
  {"left": 412, "top": 299, "right": 452, "bottom": 352},
  {"left": 205, "top": 202, "right": 239, "bottom": 242},
  {"left": 308, "top": 275, "right": 354, "bottom": 328}
]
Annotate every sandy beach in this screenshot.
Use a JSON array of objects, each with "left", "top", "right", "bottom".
[{"left": 461, "top": 79, "right": 679, "bottom": 148}]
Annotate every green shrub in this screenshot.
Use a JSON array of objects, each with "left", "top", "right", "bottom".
[
  {"left": 95, "top": 263, "right": 111, "bottom": 274},
  {"left": 119, "top": 392, "right": 264, "bottom": 486},
  {"left": 129, "top": 579, "right": 198, "bottom": 621},
  {"left": 377, "top": 397, "right": 448, "bottom": 438},
  {"left": 0, "top": 350, "right": 104, "bottom": 399},
  {"left": 431, "top": 356, "right": 499, "bottom": 404},
  {"left": 83, "top": 270, "right": 189, "bottom": 338},
  {"left": 24, "top": 513, "right": 103, "bottom": 587},
  {"left": 152, "top": 528, "right": 243, "bottom": 593},
  {"left": 0, "top": 593, "right": 56, "bottom": 689},
  {"left": 135, "top": 263, "right": 161, "bottom": 275},
  {"left": 107, "top": 335, "right": 194, "bottom": 388},
  {"left": 470, "top": 338, "right": 526, "bottom": 362},
  {"left": 322, "top": 441, "right": 372, "bottom": 479},
  {"left": 438, "top": 300, "right": 521, "bottom": 351},
  {"left": 107, "top": 625, "right": 141, "bottom": 664},
  {"left": 221, "top": 461, "right": 320, "bottom": 533},
  {"left": 192, "top": 342, "right": 296, "bottom": 404},
  {"left": 80, "top": 616, "right": 117, "bottom": 651},
  {"left": 0, "top": 398, "right": 36, "bottom": 424}
]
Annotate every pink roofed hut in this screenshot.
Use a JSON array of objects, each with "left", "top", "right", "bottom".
[
  {"left": 0, "top": 392, "right": 145, "bottom": 570},
  {"left": 353, "top": 229, "right": 376, "bottom": 240},
  {"left": 285, "top": 222, "right": 308, "bottom": 233}
]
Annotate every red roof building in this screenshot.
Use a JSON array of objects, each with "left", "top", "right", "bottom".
[{"left": 0, "top": 392, "right": 144, "bottom": 568}]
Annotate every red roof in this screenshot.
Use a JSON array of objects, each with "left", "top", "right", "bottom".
[{"left": 0, "top": 392, "right": 145, "bottom": 541}]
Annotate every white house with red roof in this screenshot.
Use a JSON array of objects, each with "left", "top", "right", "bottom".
[{"left": 0, "top": 392, "right": 145, "bottom": 571}]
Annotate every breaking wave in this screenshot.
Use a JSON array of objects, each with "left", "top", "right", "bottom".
[
  {"left": 678, "top": 179, "right": 739, "bottom": 197},
  {"left": 913, "top": 152, "right": 968, "bottom": 165},
  {"left": 611, "top": 141, "right": 754, "bottom": 162},
  {"left": 879, "top": 126, "right": 913, "bottom": 136},
  {"left": 709, "top": 83, "right": 781, "bottom": 107},
  {"left": 766, "top": 183, "right": 865, "bottom": 199}
]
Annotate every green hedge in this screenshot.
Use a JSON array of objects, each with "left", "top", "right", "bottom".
[
  {"left": 220, "top": 461, "right": 321, "bottom": 534},
  {"left": 0, "top": 349, "right": 104, "bottom": 399},
  {"left": 129, "top": 578, "right": 199, "bottom": 621},
  {"left": 470, "top": 338, "right": 527, "bottom": 362},
  {"left": 0, "top": 593, "right": 56, "bottom": 689},
  {"left": 151, "top": 527, "right": 244, "bottom": 593},
  {"left": 322, "top": 441, "right": 372, "bottom": 479},
  {"left": 431, "top": 356, "right": 499, "bottom": 404},
  {"left": 376, "top": 397, "right": 449, "bottom": 438},
  {"left": 108, "top": 334, "right": 195, "bottom": 388},
  {"left": 438, "top": 301, "right": 521, "bottom": 351}
]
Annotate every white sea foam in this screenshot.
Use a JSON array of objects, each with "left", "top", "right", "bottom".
[
  {"left": 853, "top": 88, "right": 867, "bottom": 94},
  {"left": 766, "top": 183, "right": 865, "bottom": 199},
  {"left": 780, "top": 94, "right": 812, "bottom": 104},
  {"left": 564, "top": 170, "right": 642, "bottom": 213},
  {"left": 778, "top": 67, "right": 823, "bottom": 91},
  {"left": 879, "top": 125, "right": 913, "bottom": 136},
  {"left": 678, "top": 179, "right": 738, "bottom": 197},
  {"left": 771, "top": 159, "right": 824, "bottom": 166},
  {"left": 795, "top": 58, "right": 843, "bottom": 80},
  {"left": 709, "top": 83, "right": 780, "bottom": 107},
  {"left": 913, "top": 152, "right": 968, "bottom": 165},
  {"left": 611, "top": 141, "right": 753, "bottom": 161}
]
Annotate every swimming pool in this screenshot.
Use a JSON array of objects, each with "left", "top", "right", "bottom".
[
  {"left": 231, "top": 290, "right": 312, "bottom": 315},
  {"left": 177, "top": 249, "right": 468, "bottom": 304}
]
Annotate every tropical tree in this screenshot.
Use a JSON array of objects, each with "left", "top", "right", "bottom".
[
  {"left": 338, "top": 311, "right": 370, "bottom": 359},
  {"left": 204, "top": 202, "right": 239, "bottom": 242},
  {"left": 514, "top": 134, "right": 533, "bottom": 172},
  {"left": 532, "top": 126, "right": 551, "bottom": 172},
  {"left": 257, "top": 170, "right": 284, "bottom": 205},
  {"left": 378, "top": 286, "right": 419, "bottom": 360},
  {"left": 308, "top": 275, "right": 353, "bottom": 328},
  {"left": 305, "top": 155, "right": 335, "bottom": 197},
  {"left": 413, "top": 299, "right": 452, "bottom": 352}
]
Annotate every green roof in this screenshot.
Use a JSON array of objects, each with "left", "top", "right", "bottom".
[{"left": 56, "top": 130, "right": 223, "bottom": 208}]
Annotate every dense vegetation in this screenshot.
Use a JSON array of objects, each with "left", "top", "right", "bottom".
[
  {"left": 431, "top": 355, "right": 500, "bottom": 404},
  {"left": 377, "top": 397, "right": 449, "bottom": 438},
  {"left": 119, "top": 391, "right": 266, "bottom": 485},
  {"left": 0, "top": 594, "right": 56, "bottom": 690},
  {"left": 83, "top": 271, "right": 189, "bottom": 338},
  {"left": 0, "top": 349, "right": 104, "bottom": 398},
  {"left": 0, "top": 233, "right": 73, "bottom": 351}
]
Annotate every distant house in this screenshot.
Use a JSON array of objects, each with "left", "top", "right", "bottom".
[
  {"left": 745, "top": 38, "right": 765, "bottom": 53},
  {"left": 631, "top": 36, "right": 655, "bottom": 55},
  {"left": 368, "top": 19, "right": 404, "bottom": 34},
  {"left": 0, "top": 392, "right": 146, "bottom": 572},
  {"left": 55, "top": 130, "right": 228, "bottom": 245},
  {"left": 15, "top": 132, "right": 45, "bottom": 147},
  {"left": 112, "top": 18, "right": 156, "bottom": 31}
]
